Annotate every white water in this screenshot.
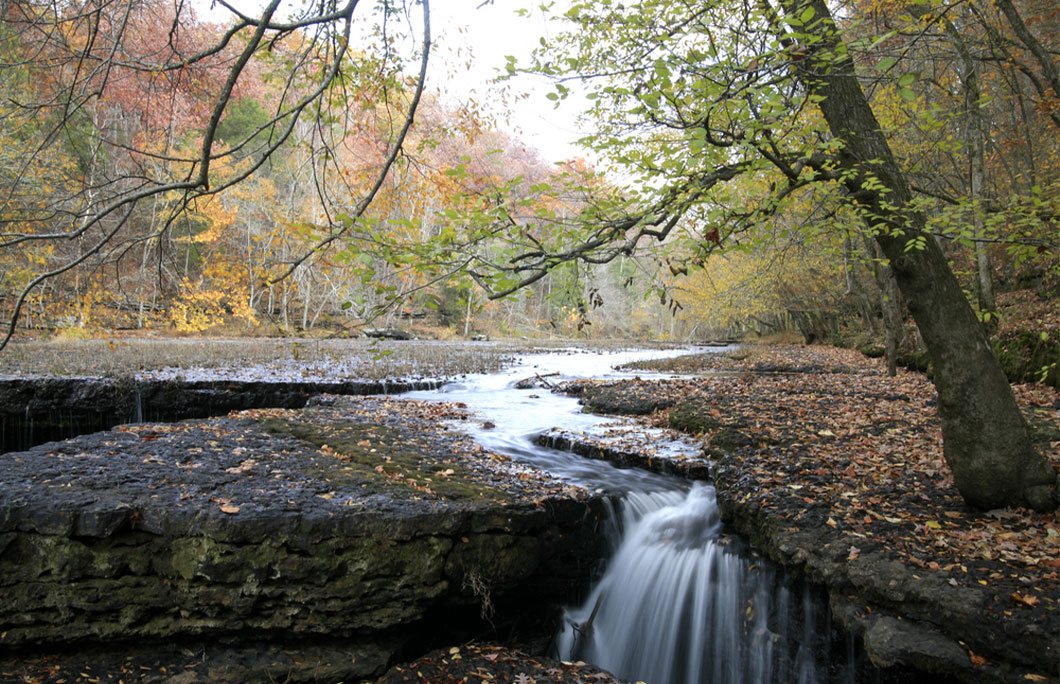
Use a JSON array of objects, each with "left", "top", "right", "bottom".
[
  {"left": 407, "top": 346, "right": 701, "bottom": 494},
  {"left": 409, "top": 346, "right": 843, "bottom": 684},
  {"left": 556, "top": 485, "right": 830, "bottom": 684}
]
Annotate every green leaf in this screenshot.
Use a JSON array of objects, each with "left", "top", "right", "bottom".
[
  {"left": 897, "top": 73, "right": 916, "bottom": 87},
  {"left": 876, "top": 56, "right": 896, "bottom": 71}
]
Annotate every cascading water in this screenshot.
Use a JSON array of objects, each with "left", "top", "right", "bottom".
[
  {"left": 408, "top": 346, "right": 850, "bottom": 684},
  {"left": 555, "top": 485, "right": 837, "bottom": 684}
]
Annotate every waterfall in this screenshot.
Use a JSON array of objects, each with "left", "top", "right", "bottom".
[{"left": 556, "top": 484, "right": 838, "bottom": 684}]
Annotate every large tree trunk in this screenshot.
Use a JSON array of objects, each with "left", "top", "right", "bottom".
[{"left": 786, "top": 0, "right": 1057, "bottom": 510}]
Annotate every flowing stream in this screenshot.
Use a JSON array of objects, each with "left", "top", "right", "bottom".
[{"left": 407, "top": 346, "right": 851, "bottom": 684}]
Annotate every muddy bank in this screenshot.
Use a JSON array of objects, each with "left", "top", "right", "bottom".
[
  {"left": 0, "top": 396, "right": 611, "bottom": 683},
  {"left": 552, "top": 345, "right": 1059, "bottom": 684}
]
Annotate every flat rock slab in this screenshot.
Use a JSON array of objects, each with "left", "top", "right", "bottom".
[{"left": 0, "top": 396, "right": 610, "bottom": 683}]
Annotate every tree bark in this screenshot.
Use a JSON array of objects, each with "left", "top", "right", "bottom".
[
  {"left": 862, "top": 238, "right": 902, "bottom": 377},
  {"left": 940, "top": 14, "right": 995, "bottom": 313},
  {"left": 786, "top": 0, "right": 1057, "bottom": 510}
]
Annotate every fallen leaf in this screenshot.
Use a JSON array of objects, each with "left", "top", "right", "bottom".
[
  {"left": 219, "top": 504, "right": 240, "bottom": 514},
  {"left": 1011, "top": 592, "right": 1040, "bottom": 607}
]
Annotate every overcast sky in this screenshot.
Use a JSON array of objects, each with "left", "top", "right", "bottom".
[
  {"left": 199, "top": 0, "right": 588, "bottom": 162},
  {"left": 427, "top": 1, "right": 589, "bottom": 163}
]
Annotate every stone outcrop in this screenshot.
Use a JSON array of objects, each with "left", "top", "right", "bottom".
[
  {"left": 0, "top": 398, "right": 611, "bottom": 683},
  {"left": 712, "top": 483, "right": 1056, "bottom": 684},
  {"left": 0, "top": 375, "right": 442, "bottom": 453}
]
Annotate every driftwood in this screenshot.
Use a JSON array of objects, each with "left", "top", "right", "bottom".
[
  {"left": 362, "top": 327, "right": 414, "bottom": 341},
  {"left": 566, "top": 593, "right": 604, "bottom": 660},
  {"left": 514, "top": 372, "right": 559, "bottom": 390}
]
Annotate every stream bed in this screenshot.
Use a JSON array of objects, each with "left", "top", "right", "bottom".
[{"left": 406, "top": 346, "right": 855, "bottom": 684}]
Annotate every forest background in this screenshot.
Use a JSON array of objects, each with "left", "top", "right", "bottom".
[{"left": 0, "top": 0, "right": 1058, "bottom": 390}]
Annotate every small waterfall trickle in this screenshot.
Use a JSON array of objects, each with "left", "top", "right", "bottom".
[
  {"left": 557, "top": 484, "right": 840, "bottom": 684},
  {"left": 133, "top": 386, "right": 144, "bottom": 423}
]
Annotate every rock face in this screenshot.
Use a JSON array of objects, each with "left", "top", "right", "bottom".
[
  {"left": 0, "top": 399, "right": 611, "bottom": 683},
  {"left": 713, "top": 478, "right": 1057, "bottom": 684},
  {"left": 0, "top": 376, "right": 442, "bottom": 453}
]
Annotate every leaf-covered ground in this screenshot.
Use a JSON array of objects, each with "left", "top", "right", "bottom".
[
  {"left": 374, "top": 644, "right": 632, "bottom": 684},
  {"left": 623, "top": 345, "right": 1060, "bottom": 590},
  {"left": 608, "top": 344, "right": 1059, "bottom": 678}
]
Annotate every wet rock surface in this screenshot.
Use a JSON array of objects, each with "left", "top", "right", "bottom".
[
  {"left": 559, "top": 345, "right": 1060, "bottom": 684},
  {"left": 0, "top": 396, "right": 611, "bottom": 683},
  {"left": 535, "top": 429, "right": 710, "bottom": 479}
]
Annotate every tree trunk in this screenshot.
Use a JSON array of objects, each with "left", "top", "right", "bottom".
[
  {"left": 863, "top": 238, "right": 902, "bottom": 377},
  {"left": 786, "top": 0, "right": 1057, "bottom": 510},
  {"left": 940, "top": 14, "right": 995, "bottom": 313}
]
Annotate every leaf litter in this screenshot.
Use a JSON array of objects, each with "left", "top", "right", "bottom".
[{"left": 609, "top": 346, "right": 1060, "bottom": 635}]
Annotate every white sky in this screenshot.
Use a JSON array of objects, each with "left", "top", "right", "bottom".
[
  {"left": 428, "top": 1, "right": 590, "bottom": 164},
  {"left": 198, "top": 0, "right": 589, "bottom": 163}
]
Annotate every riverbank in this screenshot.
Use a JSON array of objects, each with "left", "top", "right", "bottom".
[{"left": 567, "top": 344, "right": 1059, "bottom": 683}]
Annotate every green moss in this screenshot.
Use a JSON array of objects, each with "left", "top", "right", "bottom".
[
  {"left": 668, "top": 399, "right": 724, "bottom": 435},
  {"left": 261, "top": 418, "right": 503, "bottom": 501},
  {"left": 858, "top": 344, "right": 885, "bottom": 359},
  {"left": 994, "top": 330, "right": 1060, "bottom": 389}
]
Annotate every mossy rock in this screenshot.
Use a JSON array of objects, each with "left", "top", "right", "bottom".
[
  {"left": 896, "top": 349, "right": 932, "bottom": 374},
  {"left": 993, "top": 330, "right": 1060, "bottom": 389},
  {"left": 858, "top": 344, "right": 886, "bottom": 359},
  {"left": 709, "top": 427, "right": 756, "bottom": 452},
  {"left": 580, "top": 382, "right": 675, "bottom": 416},
  {"left": 668, "top": 398, "right": 725, "bottom": 435},
  {"left": 1025, "top": 408, "right": 1060, "bottom": 448},
  {"left": 261, "top": 418, "right": 502, "bottom": 502}
]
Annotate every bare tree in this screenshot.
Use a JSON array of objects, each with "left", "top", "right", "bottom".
[{"left": 0, "top": 0, "right": 431, "bottom": 346}]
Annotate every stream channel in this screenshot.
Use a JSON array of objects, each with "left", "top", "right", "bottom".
[{"left": 405, "top": 346, "right": 856, "bottom": 684}]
